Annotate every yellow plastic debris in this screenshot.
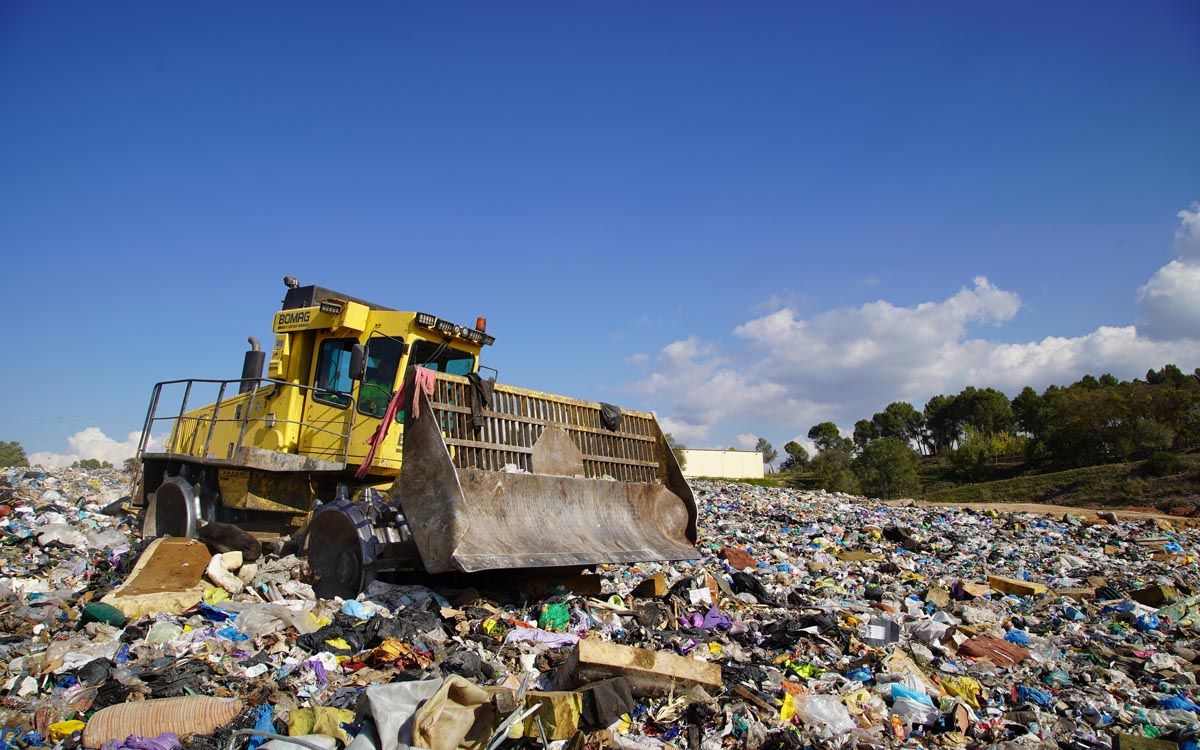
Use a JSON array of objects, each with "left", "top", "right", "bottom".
[
  {"left": 780, "top": 693, "right": 796, "bottom": 721},
  {"left": 941, "top": 675, "right": 983, "bottom": 709},
  {"left": 202, "top": 585, "right": 230, "bottom": 605},
  {"left": 288, "top": 707, "right": 355, "bottom": 743},
  {"left": 49, "top": 721, "right": 86, "bottom": 742}
]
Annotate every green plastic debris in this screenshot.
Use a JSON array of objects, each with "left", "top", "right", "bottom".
[
  {"left": 538, "top": 602, "right": 570, "bottom": 632},
  {"left": 81, "top": 601, "right": 126, "bottom": 627}
]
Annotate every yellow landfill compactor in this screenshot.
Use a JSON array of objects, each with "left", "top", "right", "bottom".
[{"left": 134, "top": 279, "right": 698, "bottom": 597}]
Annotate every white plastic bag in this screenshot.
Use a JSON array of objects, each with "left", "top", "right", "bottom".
[{"left": 793, "top": 694, "right": 856, "bottom": 736}]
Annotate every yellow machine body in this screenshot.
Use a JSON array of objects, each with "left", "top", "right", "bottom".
[
  {"left": 164, "top": 303, "right": 480, "bottom": 474},
  {"left": 136, "top": 282, "right": 698, "bottom": 594}
]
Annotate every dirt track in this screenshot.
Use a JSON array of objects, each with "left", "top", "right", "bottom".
[{"left": 905, "top": 499, "right": 1187, "bottom": 522}]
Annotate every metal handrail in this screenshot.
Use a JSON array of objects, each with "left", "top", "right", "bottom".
[
  {"left": 136, "top": 376, "right": 362, "bottom": 463},
  {"left": 158, "top": 413, "right": 351, "bottom": 455}
]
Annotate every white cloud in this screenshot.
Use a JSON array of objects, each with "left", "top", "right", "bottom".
[
  {"left": 1174, "top": 203, "right": 1200, "bottom": 261},
  {"left": 734, "top": 433, "right": 758, "bottom": 450},
  {"left": 633, "top": 334, "right": 817, "bottom": 445},
  {"left": 1136, "top": 204, "right": 1200, "bottom": 341},
  {"left": 630, "top": 206, "right": 1200, "bottom": 445},
  {"left": 656, "top": 416, "right": 709, "bottom": 446},
  {"left": 1136, "top": 260, "right": 1200, "bottom": 341},
  {"left": 30, "top": 428, "right": 155, "bottom": 469},
  {"left": 625, "top": 352, "right": 649, "bottom": 365}
]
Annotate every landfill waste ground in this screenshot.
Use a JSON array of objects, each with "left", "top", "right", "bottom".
[{"left": 6, "top": 467, "right": 1200, "bottom": 750}]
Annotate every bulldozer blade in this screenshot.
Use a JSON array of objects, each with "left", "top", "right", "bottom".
[{"left": 394, "top": 380, "right": 699, "bottom": 574}]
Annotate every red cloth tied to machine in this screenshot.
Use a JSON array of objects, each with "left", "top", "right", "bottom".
[{"left": 355, "top": 366, "right": 436, "bottom": 479}]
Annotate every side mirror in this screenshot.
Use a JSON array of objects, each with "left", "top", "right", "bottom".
[{"left": 349, "top": 344, "right": 366, "bottom": 381}]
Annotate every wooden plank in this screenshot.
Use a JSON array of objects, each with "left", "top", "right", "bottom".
[
  {"left": 430, "top": 402, "right": 658, "bottom": 442},
  {"left": 988, "top": 575, "right": 1048, "bottom": 597},
  {"left": 428, "top": 402, "right": 657, "bottom": 443},
  {"left": 555, "top": 639, "right": 722, "bottom": 698},
  {"left": 440, "top": 438, "right": 660, "bottom": 469},
  {"left": 428, "top": 370, "right": 657, "bottom": 419}
]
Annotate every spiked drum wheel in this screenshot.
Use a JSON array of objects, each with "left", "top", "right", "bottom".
[{"left": 306, "top": 511, "right": 364, "bottom": 599}]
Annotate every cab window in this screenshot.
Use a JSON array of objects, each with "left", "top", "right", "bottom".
[
  {"left": 313, "top": 338, "right": 355, "bottom": 408},
  {"left": 358, "top": 337, "right": 405, "bottom": 418},
  {"left": 408, "top": 340, "right": 475, "bottom": 376}
]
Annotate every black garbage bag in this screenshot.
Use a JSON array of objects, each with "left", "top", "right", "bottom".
[
  {"left": 721, "top": 663, "right": 768, "bottom": 686},
  {"left": 730, "top": 571, "right": 778, "bottom": 606},
  {"left": 75, "top": 657, "right": 113, "bottom": 687},
  {"left": 579, "top": 677, "right": 635, "bottom": 730},
  {"left": 198, "top": 522, "right": 263, "bottom": 562},
  {"left": 365, "top": 608, "right": 445, "bottom": 645},
  {"left": 599, "top": 403, "right": 623, "bottom": 431},
  {"left": 441, "top": 650, "right": 484, "bottom": 680},
  {"left": 297, "top": 620, "right": 369, "bottom": 654},
  {"left": 139, "top": 658, "right": 217, "bottom": 698}
]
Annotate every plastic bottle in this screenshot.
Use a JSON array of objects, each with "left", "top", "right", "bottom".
[{"left": 145, "top": 621, "right": 183, "bottom": 644}]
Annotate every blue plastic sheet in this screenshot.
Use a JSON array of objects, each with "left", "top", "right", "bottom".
[
  {"left": 341, "top": 599, "right": 375, "bottom": 619},
  {"left": 246, "top": 705, "right": 273, "bottom": 750},
  {"left": 891, "top": 682, "right": 933, "bottom": 706},
  {"left": 217, "top": 626, "right": 250, "bottom": 642},
  {"left": 1017, "top": 685, "right": 1052, "bottom": 706},
  {"left": 198, "top": 603, "right": 233, "bottom": 622},
  {"left": 1004, "top": 629, "right": 1030, "bottom": 646},
  {"left": 1159, "top": 695, "right": 1200, "bottom": 712}
]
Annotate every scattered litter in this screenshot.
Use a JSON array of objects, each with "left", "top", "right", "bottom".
[{"left": 5, "top": 466, "right": 1200, "bottom": 748}]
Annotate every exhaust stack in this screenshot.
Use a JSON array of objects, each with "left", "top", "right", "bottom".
[{"left": 239, "top": 336, "right": 265, "bottom": 394}]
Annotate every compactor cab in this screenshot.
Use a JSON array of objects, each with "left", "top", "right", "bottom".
[{"left": 135, "top": 279, "right": 698, "bottom": 596}]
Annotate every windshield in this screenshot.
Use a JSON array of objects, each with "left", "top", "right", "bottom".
[
  {"left": 313, "top": 338, "right": 355, "bottom": 407},
  {"left": 408, "top": 339, "right": 475, "bottom": 376},
  {"left": 358, "top": 336, "right": 406, "bottom": 418}
]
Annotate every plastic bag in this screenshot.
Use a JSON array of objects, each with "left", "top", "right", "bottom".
[
  {"left": 206, "top": 554, "right": 244, "bottom": 595},
  {"left": 888, "top": 682, "right": 933, "bottom": 706},
  {"left": 145, "top": 621, "right": 183, "bottom": 645},
  {"left": 87, "top": 528, "right": 131, "bottom": 551},
  {"left": 36, "top": 524, "right": 88, "bottom": 548},
  {"left": 792, "top": 694, "right": 856, "bottom": 735},
  {"left": 891, "top": 697, "right": 940, "bottom": 726}
]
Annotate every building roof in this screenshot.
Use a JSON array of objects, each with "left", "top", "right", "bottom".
[{"left": 682, "top": 448, "right": 763, "bottom": 454}]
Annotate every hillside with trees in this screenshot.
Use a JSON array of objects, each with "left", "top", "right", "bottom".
[{"left": 781, "top": 364, "right": 1200, "bottom": 509}]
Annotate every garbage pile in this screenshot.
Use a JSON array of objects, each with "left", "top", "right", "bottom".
[{"left": 5, "top": 466, "right": 1200, "bottom": 750}]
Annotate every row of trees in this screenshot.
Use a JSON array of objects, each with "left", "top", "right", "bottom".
[
  {"left": 849, "top": 365, "right": 1197, "bottom": 469},
  {"left": 1011, "top": 366, "right": 1200, "bottom": 469},
  {"left": 768, "top": 364, "right": 1200, "bottom": 498}
]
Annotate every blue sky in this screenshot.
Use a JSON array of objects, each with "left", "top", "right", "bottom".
[{"left": 3, "top": 2, "right": 1199, "bottom": 463}]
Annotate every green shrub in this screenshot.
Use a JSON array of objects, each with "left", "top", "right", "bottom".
[
  {"left": 1143, "top": 452, "right": 1183, "bottom": 477},
  {"left": 0, "top": 441, "right": 28, "bottom": 468},
  {"left": 1118, "top": 476, "right": 1147, "bottom": 500}
]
